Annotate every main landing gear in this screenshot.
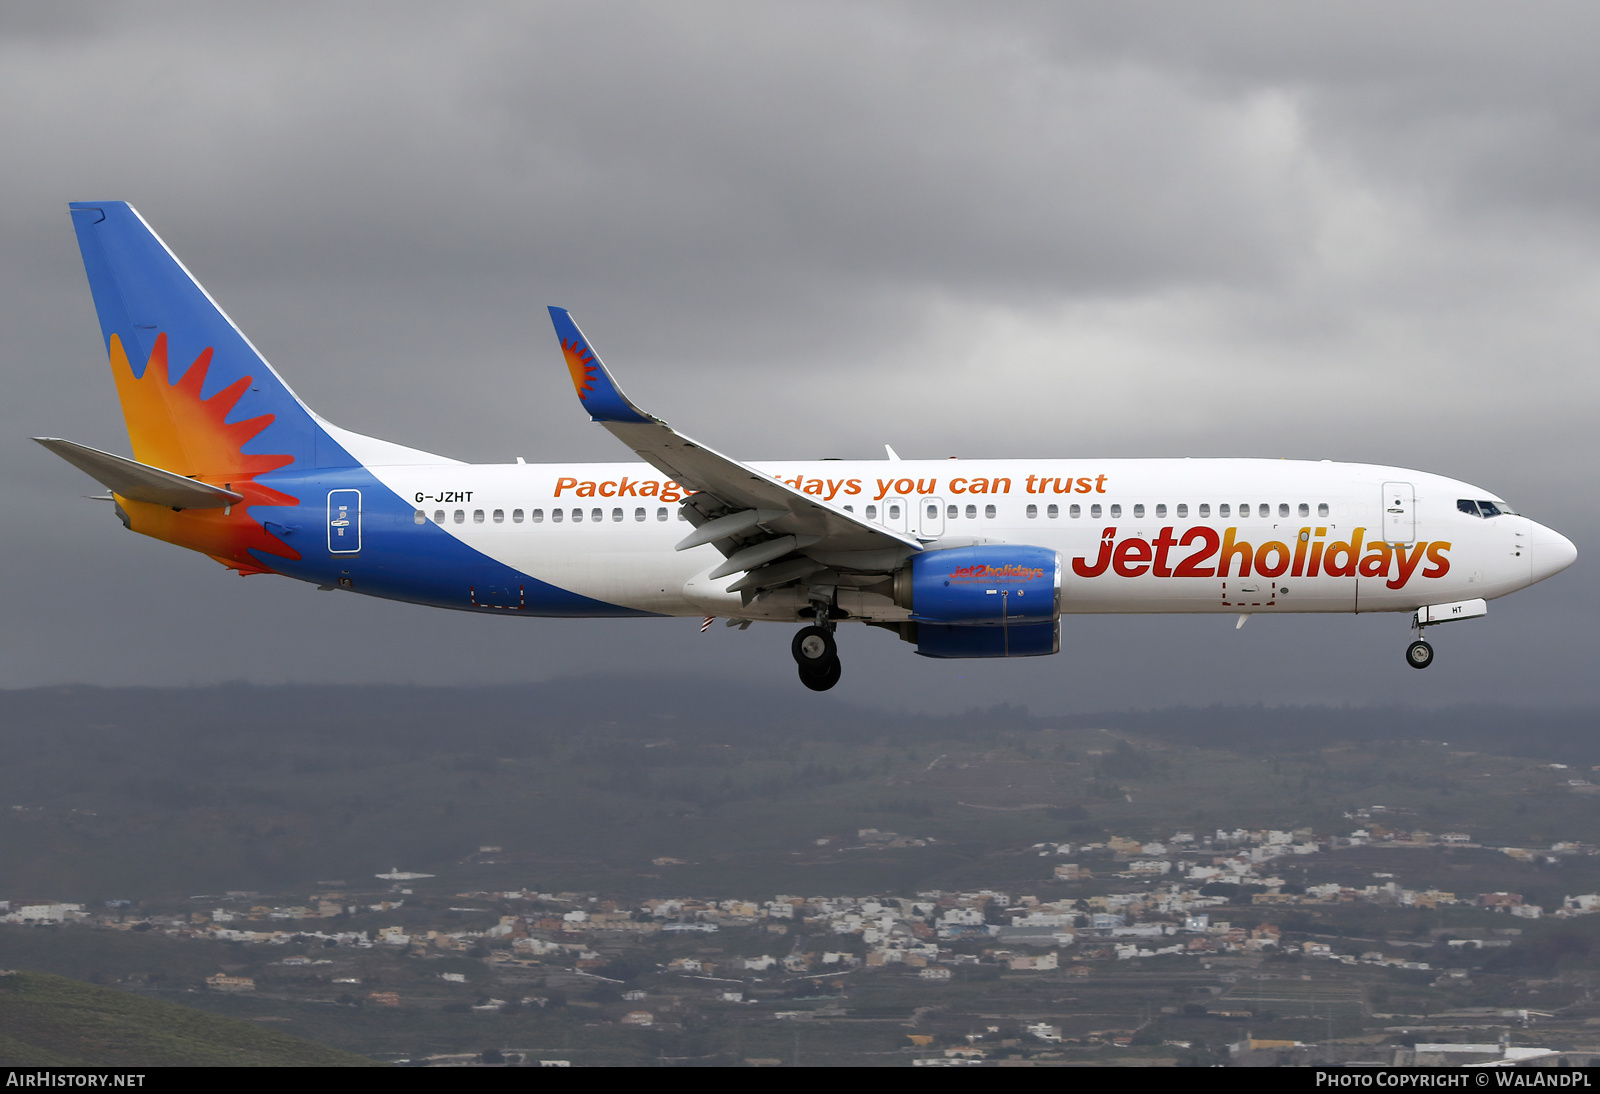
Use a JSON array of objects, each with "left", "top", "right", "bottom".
[{"left": 792, "top": 624, "right": 842, "bottom": 692}]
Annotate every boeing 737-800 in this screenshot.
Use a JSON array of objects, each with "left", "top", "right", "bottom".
[{"left": 38, "top": 203, "right": 1578, "bottom": 690}]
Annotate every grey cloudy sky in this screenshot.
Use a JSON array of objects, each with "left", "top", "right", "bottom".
[{"left": 4, "top": 2, "right": 1596, "bottom": 711}]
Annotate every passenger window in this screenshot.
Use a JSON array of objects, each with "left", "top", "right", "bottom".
[
  {"left": 1090, "top": 503, "right": 1102, "bottom": 519},
  {"left": 413, "top": 510, "right": 425, "bottom": 525},
  {"left": 433, "top": 510, "right": 445, "bottom": 524},
  {"left": 612, "top": 508, "right": 623, "bottom": 522},
  {"left": 657, "top": 507, "right": 668, "bottom": 521},
  {"left": 965, "top": 504, "right": 977, "bottom": 519},
  {"left": 889, "top": 504, "right": 901, "bottom": 520},
  {"left": 1318, "top": 503, "right": 1329, "bottom": 517},
  {"left": 984, "top": 504, "right": 996, "bottom": 519},
  {"left": 1155, "top": 504, "right": 1167, "bottom": 518},
  {"left": 1278, "top": 503, "right": 1289, "bottom": 518},
  {"left": 1259, "top": 504, "right": 1269, "bottom": 518},
  {"left": 928, "top": 504, "right": 939, "bottom": 520},
  {"left": 844, "top": 505, "right": 854, "bottom": 513},
  {"left": 473, "top": 510, "right": 484, "bottom": 523},
  {"left": 1176, "top": 503, "right": 1188, "bottom": 518},
  {"left": 512, "top": 509, "right": 524, "bottom": 523},
  {"left": 454, "top": 510, "right": 465, "bottom": 524},
  {"left": 634, "top": 507, "right": 645, "bottom": 522},
  {"left": 531, "top": 509, "right": 543, "bottom": 523},
  {"left": 1297, "top": 503, "right": 1309, "bottom": 517},
  {"left": 1047, "top": 504, "right": 1059, "bottom": 518},
  {"left": 1026, "top": 504, "right": 1038, "bottom": 519},
  {"left": 1133, "top": 503, "right": 1145, "bottom": 518},
  {"left": 493, "top": 509, "right": 504, "bottom": 523},
  {"left": 677, "top": 510, "right": 687, "bottom": 521},
  {"left": 866, "top": 505, "right": 878, "bottom": 520},
  {"left": 1218, "top": 504, "right": 1229, "bottom": 517},
  {"left": 946, "top": 504, "right": 957, "bottom": 519},
  {"left": 571, "top": 509, "right": 583, "bottom": 522},
  {"left": 1070, "top": 504, "right": 1081, "bottom": 518},
  {"left": 552, "top": 509, "right": 563, "bottom": 522},
  {"left": 1110, "top": 504, "right": 1122, "bottom": 518},
  {"left": 1198, "top": 503, "right": 1209, "bottom": 517},
  {"left": 591, "top": 508, "right": 603, "bottom": 522}
]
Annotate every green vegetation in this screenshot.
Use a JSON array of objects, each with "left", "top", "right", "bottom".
[{"left": 0, "top": 971, "right": 379, "bottom": 1066}]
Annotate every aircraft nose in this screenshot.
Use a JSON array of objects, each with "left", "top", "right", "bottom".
[{"left": 1529, "top": 522, "right": 1577, "bottom": 584}]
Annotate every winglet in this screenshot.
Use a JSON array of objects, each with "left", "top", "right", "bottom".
[{"left": 547, "top": 307, "right": 653, "bottom": 424}]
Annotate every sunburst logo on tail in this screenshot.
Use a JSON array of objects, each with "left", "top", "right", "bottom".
[
  {"left": 109, "top": 332, "right": 301, "bottom": 573},
  {"left": 562, "top": 337, "right": 599, "bottom": 401}
]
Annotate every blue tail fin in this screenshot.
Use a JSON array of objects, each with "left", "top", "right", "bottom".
[{"left": 68, "top": 201, "right": 343, "bottom": 473}]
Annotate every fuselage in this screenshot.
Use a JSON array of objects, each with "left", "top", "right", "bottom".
[{"left": 166, "top": 455, "right": 1570, "bottom": 624}]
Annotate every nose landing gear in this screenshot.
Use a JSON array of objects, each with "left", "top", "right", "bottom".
[
  {"left": 1405, "top": 639, "right": 1434, "bottom": 670},
  {"left": 792, "top": 624, "right": 842, "bottom": 691},
  {"left": 1406, "top": 609, "right": 1439, "bottom": 670}
]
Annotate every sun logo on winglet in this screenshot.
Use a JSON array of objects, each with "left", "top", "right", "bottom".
[{"left": 562, "top": 338, "right": 599, "bottom": 401}]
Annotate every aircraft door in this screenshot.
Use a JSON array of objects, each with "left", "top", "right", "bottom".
[
  {"left": 327, "top": 489, "right": 361, "bottom": 554},
  {"left": 1381, "top": 482, "right": 1415, "bottom": 544},
  {"left": 919, "top": 496, "right": 945, "bottom": 538}
]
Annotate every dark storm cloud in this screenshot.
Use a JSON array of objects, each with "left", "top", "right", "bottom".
[{"left": 2, "top": 2, "right": 1594, "bottom": 708}]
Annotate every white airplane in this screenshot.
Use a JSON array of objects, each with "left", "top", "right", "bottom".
[{"left": 39, "top": 203, "right": 1578, "bottom": 690}]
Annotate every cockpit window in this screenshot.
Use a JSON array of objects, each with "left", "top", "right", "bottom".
[
  {"left": 1458, "top": 499, "right": 1481, "bottom": 517},
  {"left": 1477, "top": 500, "right": 1505, "bottom": 518},
  {"left": 1460, "top": 498, "right": 1513, "bottom": 518}
]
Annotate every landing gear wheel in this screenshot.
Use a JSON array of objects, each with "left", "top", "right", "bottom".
[
  {"left": 799, "top": 657, "right": 842, "bottom": 692},
  {"left": 1405, "top": 639, "right": 1434, "bottom": 670},
  {"left": 791, "top": 626, "right": 837, "bottom": 667}
]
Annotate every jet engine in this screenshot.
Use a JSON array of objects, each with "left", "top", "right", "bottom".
[{"left": 891, "top": 545, "right": 1061, "bottom": 658}]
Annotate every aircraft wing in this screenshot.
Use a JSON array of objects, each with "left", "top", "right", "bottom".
[{"left": 547, "top": 308, "right": 921, "bottom": 591}]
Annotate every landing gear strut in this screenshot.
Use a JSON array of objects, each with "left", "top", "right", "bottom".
[
  {"left": 792, "top": 624, "right": 842, "bottom": 691},
  {"left": 1406, "top": 608, "right": 1441, "bottom": 670}
]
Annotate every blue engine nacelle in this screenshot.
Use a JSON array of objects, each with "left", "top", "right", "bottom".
[
  {"left": 911, "top": 620, "right": 1059, "bottom": 658},
  {"left": 890, "top": 545, "right": 1062, "bottom": 658}
]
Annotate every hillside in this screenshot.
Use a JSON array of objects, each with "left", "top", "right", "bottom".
[
  {"left": 0, "top": 682, "right": 1598, "bottom": 899},
  {"left": 0, "top": 971, "right": 379, "bottom": 1066}
]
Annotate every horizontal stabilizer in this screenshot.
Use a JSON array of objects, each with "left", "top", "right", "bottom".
[{"left": 34, "top": 437, "right": 243, "bottom": 510}]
